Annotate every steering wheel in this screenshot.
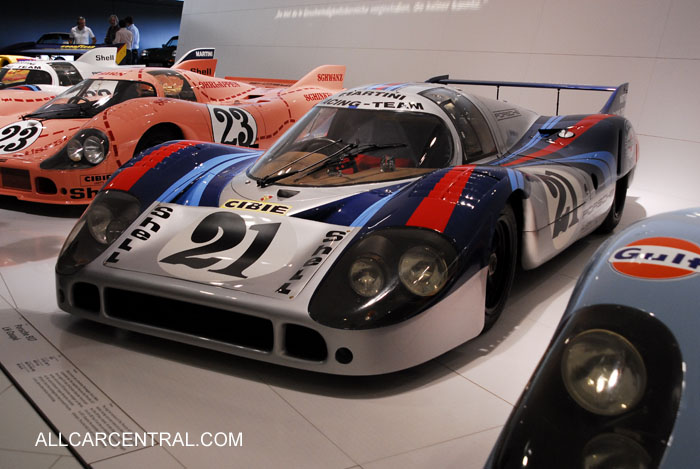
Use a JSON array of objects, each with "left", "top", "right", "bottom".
[{"left": 69, "top": 95, "right": 91, "bottom": 105}]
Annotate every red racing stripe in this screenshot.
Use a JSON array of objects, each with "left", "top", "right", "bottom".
[
  {"left": 504, "top": 114, "right": 611, "bottom": 167},
  {"left": 406, "top": 166, "right": 474, "bottom": 232},
  {"left": 104, "top": 141, "right": 197, "bottom": 192}
]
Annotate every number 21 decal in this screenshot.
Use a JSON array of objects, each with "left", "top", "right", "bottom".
[
  {"left": 158, "top": 211, "right": 294, "bottom": 282},
  {"left": 207, "top": 105, "right": 257, "bottom": 146},
  {"left": 0, "top": 120, "right": 43, "bottom": 154}
]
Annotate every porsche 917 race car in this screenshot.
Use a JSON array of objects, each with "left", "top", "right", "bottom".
[
  {"left": 55, "top": 78, "right": 637, "bottom": 375},
  {"left": 0, "top": 60, "right": 345, "bottom": 204},
  {"left": 0, "top": 46, "right": 127, "bottom": 96},
  {"left": 0, "top": 46, "right": 206, "bottom": 116},
  {"left": 486, "top": 207, "right": 698, "bottom": 468}
]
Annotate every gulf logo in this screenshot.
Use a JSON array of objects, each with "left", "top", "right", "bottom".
[{"left": 609, "top": 237, "right": 700, "bottom": 279}]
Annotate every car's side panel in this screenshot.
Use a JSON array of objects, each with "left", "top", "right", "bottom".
[{"left": 498, "top": 114, "right": 636, "bottom": 268}]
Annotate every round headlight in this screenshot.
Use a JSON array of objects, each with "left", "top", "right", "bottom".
[
  {"left": 398, "top": 246, "right": 448, "bottom": 296},
  {"left": 582, "top": 433, "right": 651, "bottom": 469},
  {"left": 87, "top": 203, "right": 114, "bottom": 244},
  {"left": 87, "top": 201, "right": 137, "bottom": 245},
  {"left": 561, "top": 329, "right": 646, "bottom": 416},
  {"left": 349, "top": 256, "right": 385, "bottom": 297},
  {"left": 83, "top": 135, "right": 105, "bottom": 164},
  {"left": 66, "top": 139, "right": 83, "bottom": 162}
]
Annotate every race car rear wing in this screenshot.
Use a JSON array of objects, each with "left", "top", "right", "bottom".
[
  {"left": 425, "top": 75, "right": 628, "bottom": 116},
  {"left": 172, "top": 48, "right": 217, "bottom": 77},
  {"left": 226, "top": 64, "right": 347, "bottom": 90},
  {"left": 75, "top": 46, "right": 121, "bottom": 65}
]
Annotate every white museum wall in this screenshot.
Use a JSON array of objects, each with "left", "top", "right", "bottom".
[{"left": 178, "top": 0, "right": 700, "bottom": 203}]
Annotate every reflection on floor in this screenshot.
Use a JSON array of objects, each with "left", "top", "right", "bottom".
[{"left": 0, "top": 135, "right": 698, "bottom": 468}]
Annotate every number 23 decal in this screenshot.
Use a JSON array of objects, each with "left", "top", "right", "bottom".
[
  {"left": 159, "top": 211, "right": 287, "bottom": 280},
  {"left": 207, "top": 105, "right": 257, "bottom": 146},
  {"left": 0, "top": 120, "right": 43, "bottom": 154}
]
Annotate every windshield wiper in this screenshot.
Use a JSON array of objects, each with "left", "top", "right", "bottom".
[
  {"left": 255, "top": 137, "right": 343, "bottom": 187},
  {"left": 257, "top": 142, "right": 408, "bottom": 187},
  {"left": 258, "top": 142, "right": 356, "bottom": 188}
]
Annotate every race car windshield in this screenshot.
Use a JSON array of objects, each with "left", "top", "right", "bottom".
[
  {"left": 25, "top": 79, "right": 157, "bottom": 119},
  {"left": 0, "top": 67, "right": 52, "bottom": 89},
  {"left": 249, "top": 106, "right": 453, "bottom": 187}
]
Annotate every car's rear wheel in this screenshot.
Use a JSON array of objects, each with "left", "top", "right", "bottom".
[
  {"left": 134, "top": 125, "right": 183, "bottom": 157},
  {"left": 484, "top": 204, "right": 518, "bottom": 331},
  {"left": 597, "top": 175, "right": 628, "bottom": 233}
]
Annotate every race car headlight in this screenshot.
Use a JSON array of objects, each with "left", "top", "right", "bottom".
[
  {"left": 399, "top": 246, "right": 449, "bottom": 297},
  {"left": 349, "top": 256, "right": 386, "bottom": 297},
  {"left": 561, "top": 329, "right": 647, "bottom": 416},
  {"left": 66, "top": 139, "right": 83, "bottom": 162},
  {"left": 83, "top": 135, "right": 106, "bottom": 164},
  {"left": 487, "top": 306, "right": 682, "bottom": 469},
  {"left": 309, "top": 228, "right": 457, "bottom": 330},
  {"left": 41, "top": 129, "right": 109, "bottom": 169},
  {"left": 582, "top": 433, "right": 651, "bottom": 469},
  {"left": 56, "top": 190, "right": 141, "bottom": 275}
]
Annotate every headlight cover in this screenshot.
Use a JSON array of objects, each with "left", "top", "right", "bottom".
[
  {"left": 582, "top": 433, "right": 651, "bottom": 469},
  {"left": 40, "top": 129, "right": 109, "bottom": 169},
  {"left": 309, "top": 228, "right": 458, "bottom": 329},
  {"left": 399, "top": 246, "right": 449, "bottom": 296},
  {"left": 562, "top": 329, "right": 647, "bottom": 416},
  {"left": 56, "top": 190, "right": 140, "bottom": 275},
  {"left": 485, "top": 305, "right": 683, "bottom": 469}
]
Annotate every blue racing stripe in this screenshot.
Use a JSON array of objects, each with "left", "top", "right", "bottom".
[
  {"left": 513, "top": 151, "right": 615, "bottom": 184},
  {"left": 350, "top": 187, "right": 404, "bottom": 227},
  {"left": 157, "top": 153, "right": 258, "bottom": 203},
  {"left": 499, "top": 115, "right": 565, "bottom": 165}
]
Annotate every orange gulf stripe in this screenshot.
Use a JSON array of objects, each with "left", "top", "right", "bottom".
[
  {"left": 504, "top": 114, "right": 611, "bottom": 167},
  {"left": 628, "top": 237, "right": 700, "bottom": 254},
  {"left": 614, "top": 263, "right": 692, "bottom": 279},
  {"left": 406, "top": 166, "right": 474, "bottom": 232}
]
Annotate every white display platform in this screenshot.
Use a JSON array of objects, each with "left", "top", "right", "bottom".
[{"left": 1, "top": 134, "right": 698, "bottom": 468}]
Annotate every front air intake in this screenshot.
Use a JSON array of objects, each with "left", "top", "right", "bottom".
[{"left": 104, "top": 288, "right": 274, "bottom": 352}]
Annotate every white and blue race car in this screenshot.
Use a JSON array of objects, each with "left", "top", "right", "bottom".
[{"left": 55, "top": 78, "right": 638, "bottom": 375}]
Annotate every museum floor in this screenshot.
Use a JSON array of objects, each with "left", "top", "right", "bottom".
[{"left": 1, "top": 134, "right": 698, "bottom": 468}]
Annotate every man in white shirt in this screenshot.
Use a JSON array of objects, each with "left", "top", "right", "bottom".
[
  {"left": 125, "top": 16, "right": 140, "bottom": 64},
  {"left": 114, "top": 20, "right": 134, "bottom": 65},
  {"left": 70, "top": 17, "right": 96, "bottom": 45}
]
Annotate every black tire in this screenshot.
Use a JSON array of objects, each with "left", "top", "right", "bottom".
[
  {"left": 597, "top": 176, "right": 628, "bottom": 234},
  {"left": 484, "top": 204, "right": 518, "bottom": 331},
  {"left": 134, "top": 126, "right": 181, "bottom": 157}
]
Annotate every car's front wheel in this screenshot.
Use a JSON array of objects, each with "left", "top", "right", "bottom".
[
  {"left": 134, "top": 125, "right": 183, "bottom": 157},
  {"left": 484, "top": 204, "right": 518, "bottom": 331}
]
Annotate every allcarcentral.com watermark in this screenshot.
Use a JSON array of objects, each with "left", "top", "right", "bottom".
[{"left": 36, "top": 431, "right": 243, "bottom": 448}]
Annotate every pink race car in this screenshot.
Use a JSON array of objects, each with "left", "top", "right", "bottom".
[{"left": 0, "top": 59, "right": 345, "bottom": 204}]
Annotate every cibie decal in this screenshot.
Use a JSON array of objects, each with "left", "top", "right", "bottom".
[
  {"left": 207, "top": 105, "right": 257, "bottom": 146},
  {"left": 0, "top": 120, "right": 43, "bottom": 154},
  {"left": 222, "top": 199, "right": 290, "bottom": 215},
  {"left": 609, "top": 237, "right": 700, "bottom": 279},
  {"left": 158, "top": 210, "right": 295, "bottom": 282}
]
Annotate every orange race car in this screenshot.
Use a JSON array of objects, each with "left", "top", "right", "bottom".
[{"left": 0, "top": 62, "right": 345, "bottom": 204}]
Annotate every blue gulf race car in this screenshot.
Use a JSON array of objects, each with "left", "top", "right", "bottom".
[
  {"left": 55, "top": 78, "right": 638, "bottom": 375},
  {"left": 486, "top": 207, "right": 699, "bottom": 468}
]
